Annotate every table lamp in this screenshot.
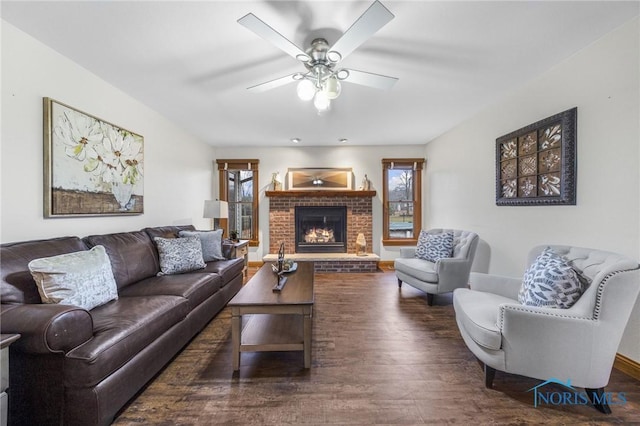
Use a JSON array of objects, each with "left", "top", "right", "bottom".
[{"left": 203, "top": 200, "right": 228, "bottom": 231}]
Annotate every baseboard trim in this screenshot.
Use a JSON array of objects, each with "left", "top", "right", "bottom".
[{"left": 614, "top": 353, "right": 640, "bottom": 381}]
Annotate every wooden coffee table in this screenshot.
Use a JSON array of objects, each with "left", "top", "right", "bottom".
[{"left": 228, "top": 261, "right": 314, "bottom": 371}]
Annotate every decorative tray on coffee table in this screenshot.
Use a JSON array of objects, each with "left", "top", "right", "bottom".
[{"left": 271, "top": 262, "right": 298, "bottom": 274}]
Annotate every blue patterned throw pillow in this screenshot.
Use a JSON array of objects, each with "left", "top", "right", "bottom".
[
  {"left": 415, "top": 230, "right": 454, "bottom": 262},
  {"left": 518, "top": 247, "right": 587, "bottom": 309},
  {"left": 154, "top": 236, "right": 206, "bottom": 275}
]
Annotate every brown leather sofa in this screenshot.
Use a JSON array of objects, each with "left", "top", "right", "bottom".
[{"left": 0, "top": 225, "right": 244, "bottom": 425}]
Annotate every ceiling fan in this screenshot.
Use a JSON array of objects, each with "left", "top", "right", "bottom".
[{"left": 238, "top": 0, "right": 398, "bottom": 113}]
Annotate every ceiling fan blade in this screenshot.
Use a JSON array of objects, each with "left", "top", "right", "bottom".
[
  {"left": 247, "top": 73, "right": 297, "bottom": 93},
  {"left": 341, "top": 69, "right": 398, "bottom": 90},
  {"left": 329, "top": 1, "right": 394, "bottom": 63},
  {"left": 238, "top": 13, "right": 309, "bottom": 62}
]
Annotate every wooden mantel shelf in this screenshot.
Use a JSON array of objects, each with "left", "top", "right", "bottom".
[{"left": 265, "top": 190, "right": 376, "bottom": 198}]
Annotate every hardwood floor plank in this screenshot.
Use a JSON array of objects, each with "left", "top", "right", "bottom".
[{"left": 113, "top": 270, "right": 640, "bottom": 425}]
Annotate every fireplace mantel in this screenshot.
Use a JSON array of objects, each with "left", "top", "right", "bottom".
[{"left": 265, "top": 190, "right": 376, "bottom": 198}]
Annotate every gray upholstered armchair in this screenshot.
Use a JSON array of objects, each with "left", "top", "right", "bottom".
[
  {"left": 453, "top": 245, "right": 640, "bottom": 414},
  {"left": 395, "top": 229, "right": 479, "bottom": 305}
]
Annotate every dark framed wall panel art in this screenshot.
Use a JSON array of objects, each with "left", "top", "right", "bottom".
[{"left": 496, "top": 107, "right": 577, "bottom": 206}]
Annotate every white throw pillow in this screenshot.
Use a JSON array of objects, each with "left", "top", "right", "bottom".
[
  {"left": 415, "top": 230, "right": 454, "bottom": 262},
  {"left": 518, "top": 247, "right": 587, "bottom": 309},
  {"left": 28, "top": 245, "right": 118, "bottom": 310},
  {"left": 178, "top": 229, "right": 225, "bottom": 262},
  {"left": 154, "top": 236, "right": 206, "bottom": 275}
]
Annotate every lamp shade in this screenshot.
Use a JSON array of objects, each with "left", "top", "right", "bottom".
[{"left": 203, "top": 200, "right": 228, "bottom": 219}]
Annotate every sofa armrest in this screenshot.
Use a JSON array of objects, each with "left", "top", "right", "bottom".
[
  {"left": 222, "top": 241, "right": 233, "bottom": 260},
  {"left": 0, "top": 303, "right": 93, "bottom": 354},
  {"left": 469, "top": 272, "right": 522, "bottom": 300}
]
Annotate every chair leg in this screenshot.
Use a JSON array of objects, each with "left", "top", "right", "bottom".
[
  {"left": 426, "top": 293, "right": 434, "bottom": 306},
  {"left": 484, "top": 364, "right": 496, "bottom": 389},
  {"left": 585, "top": 388, "right": 612, "bottom": 414},
  {"left": 397, "top": 278, "right": 402, "bottom": 288}
]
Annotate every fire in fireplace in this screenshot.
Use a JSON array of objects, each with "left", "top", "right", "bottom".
[{"left": 295, "top": 206, "right": 346, "bottom": 253}]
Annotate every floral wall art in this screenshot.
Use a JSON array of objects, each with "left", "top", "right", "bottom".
[
  {"left": 44, "top": 98, "right": 144, "bottom": 216},
  {"left": 496, "top": 107, "right": 577, "bottom": 206}
]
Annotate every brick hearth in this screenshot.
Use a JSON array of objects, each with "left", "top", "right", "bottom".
[{"left": 265, "top": 190, "right": 377, "bottom": 272}]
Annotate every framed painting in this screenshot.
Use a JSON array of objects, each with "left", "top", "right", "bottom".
[
  {"left": 287, "top": 168, "right": 353, "bottom": 190},
  {"left": 43, "top": 98, "right": 144, "bottom": 217},
  {"left": 496, "top": 107, "right": 577, "bottom": 206}
]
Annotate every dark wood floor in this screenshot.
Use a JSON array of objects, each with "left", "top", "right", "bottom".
[{"left": 113, "top": 269, "right": 640, "bottom": 425}]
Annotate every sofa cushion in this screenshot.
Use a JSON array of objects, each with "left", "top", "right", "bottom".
[
  {"left": 1, "top": 237, "right": 88, "bottom": 304},
  {"left": 64, "top": 295, "right": 190, "bottom": 387},
  {"left": 84, "top": 231, "right": 159, "bottom": 289},
  {"left": 518, "top": 247, "right": 586, "bottom": 309},
  {"left": 154, "top": 236, "right": 206, "bottom": 275},
  {"left": 119, "top": 273, "right": 223, "bottom": 309},
  {"left": 201, "top": 258, "right": 245, "bottom": 284},
  {"left": 394, "top": 257, "right": 438, "bottom": 283},
  {"left": 453, "top": 288, "right": 512, "bottom": 350},
  {"left": 179, "top": 229, "right": 225, "bottom": 262},
  {"left": 415, "top": 230, "right": 453, "bottom": 262},
  {"left": 28, "top": 245, "right": 118, "bottom": 311},
  {"left": 144, "top": 225, "right": 196, "bottom": 240}
]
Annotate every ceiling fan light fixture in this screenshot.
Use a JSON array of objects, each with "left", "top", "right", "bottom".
[
  {"left": 238, "top": 1, "right": 397, "bottom": 114},
  {"left": 313, "top": 90, "right": 331, "bottom": 112},
  {"left": 324, "top": 77, "right": 341, "bottom": 100},
  {"left": 297, "top": 79, "right": 316, "bottom": 101}
]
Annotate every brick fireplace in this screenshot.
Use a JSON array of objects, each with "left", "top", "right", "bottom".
[{"left": 265, "top": 190, "right": 377, "bottom": 272}]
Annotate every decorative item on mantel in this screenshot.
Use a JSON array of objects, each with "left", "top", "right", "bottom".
[
  {"left": 359, "top": 174, "right": 371, "bottom": 191},
  {"left": 356, "top": 233, "right": 367, "bottom": 256},
  {"left": 271, "top": 172, "right": 282, "bottom": 191}
]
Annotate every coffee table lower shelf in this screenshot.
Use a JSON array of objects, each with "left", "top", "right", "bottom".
[
  {"left": 239, "top": 314, "right": 303, "bottom": 352},
  {"left": 231, "top": 308, "right": 312, "bottom": 371}
]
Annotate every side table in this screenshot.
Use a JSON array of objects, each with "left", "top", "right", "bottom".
[
  {"left": 1, "top": 334, "right": 20, "bottom": 426},
  {"left": 230, "top": 239, "right": 249, "bottom": 278}
]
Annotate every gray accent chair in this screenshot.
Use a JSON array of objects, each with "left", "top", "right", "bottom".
[
  {"left": 453, "top": 245, "right": 640, "bottom": 414},
  {"left": 395, "top": 229, "right": 479, "bottom": 305}
]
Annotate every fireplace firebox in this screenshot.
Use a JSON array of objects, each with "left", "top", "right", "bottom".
[{"left": 295, "top": 206, "right": 347, "bottom": 253}]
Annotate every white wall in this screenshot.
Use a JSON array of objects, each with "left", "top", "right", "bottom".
[
  {"left": 424, "top": 18, "right": 640, "bottom": 361},
  {"left": 1, "top": 21, "right": 216, "bottom": 242},
  {"left": 213, "top": 145, "right": 425, "bottom": 261}
]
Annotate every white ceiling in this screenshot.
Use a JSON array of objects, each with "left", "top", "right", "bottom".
[{"left": 2, "top": 1, "right": 638, "bottom": 147}]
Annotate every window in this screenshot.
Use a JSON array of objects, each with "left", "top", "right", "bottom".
[
  {"left": 382, "top": 158, "right": 424, "bottom": 245},
  {"left": 216, "top": 159, "right": 259, "bottom": 246}
]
